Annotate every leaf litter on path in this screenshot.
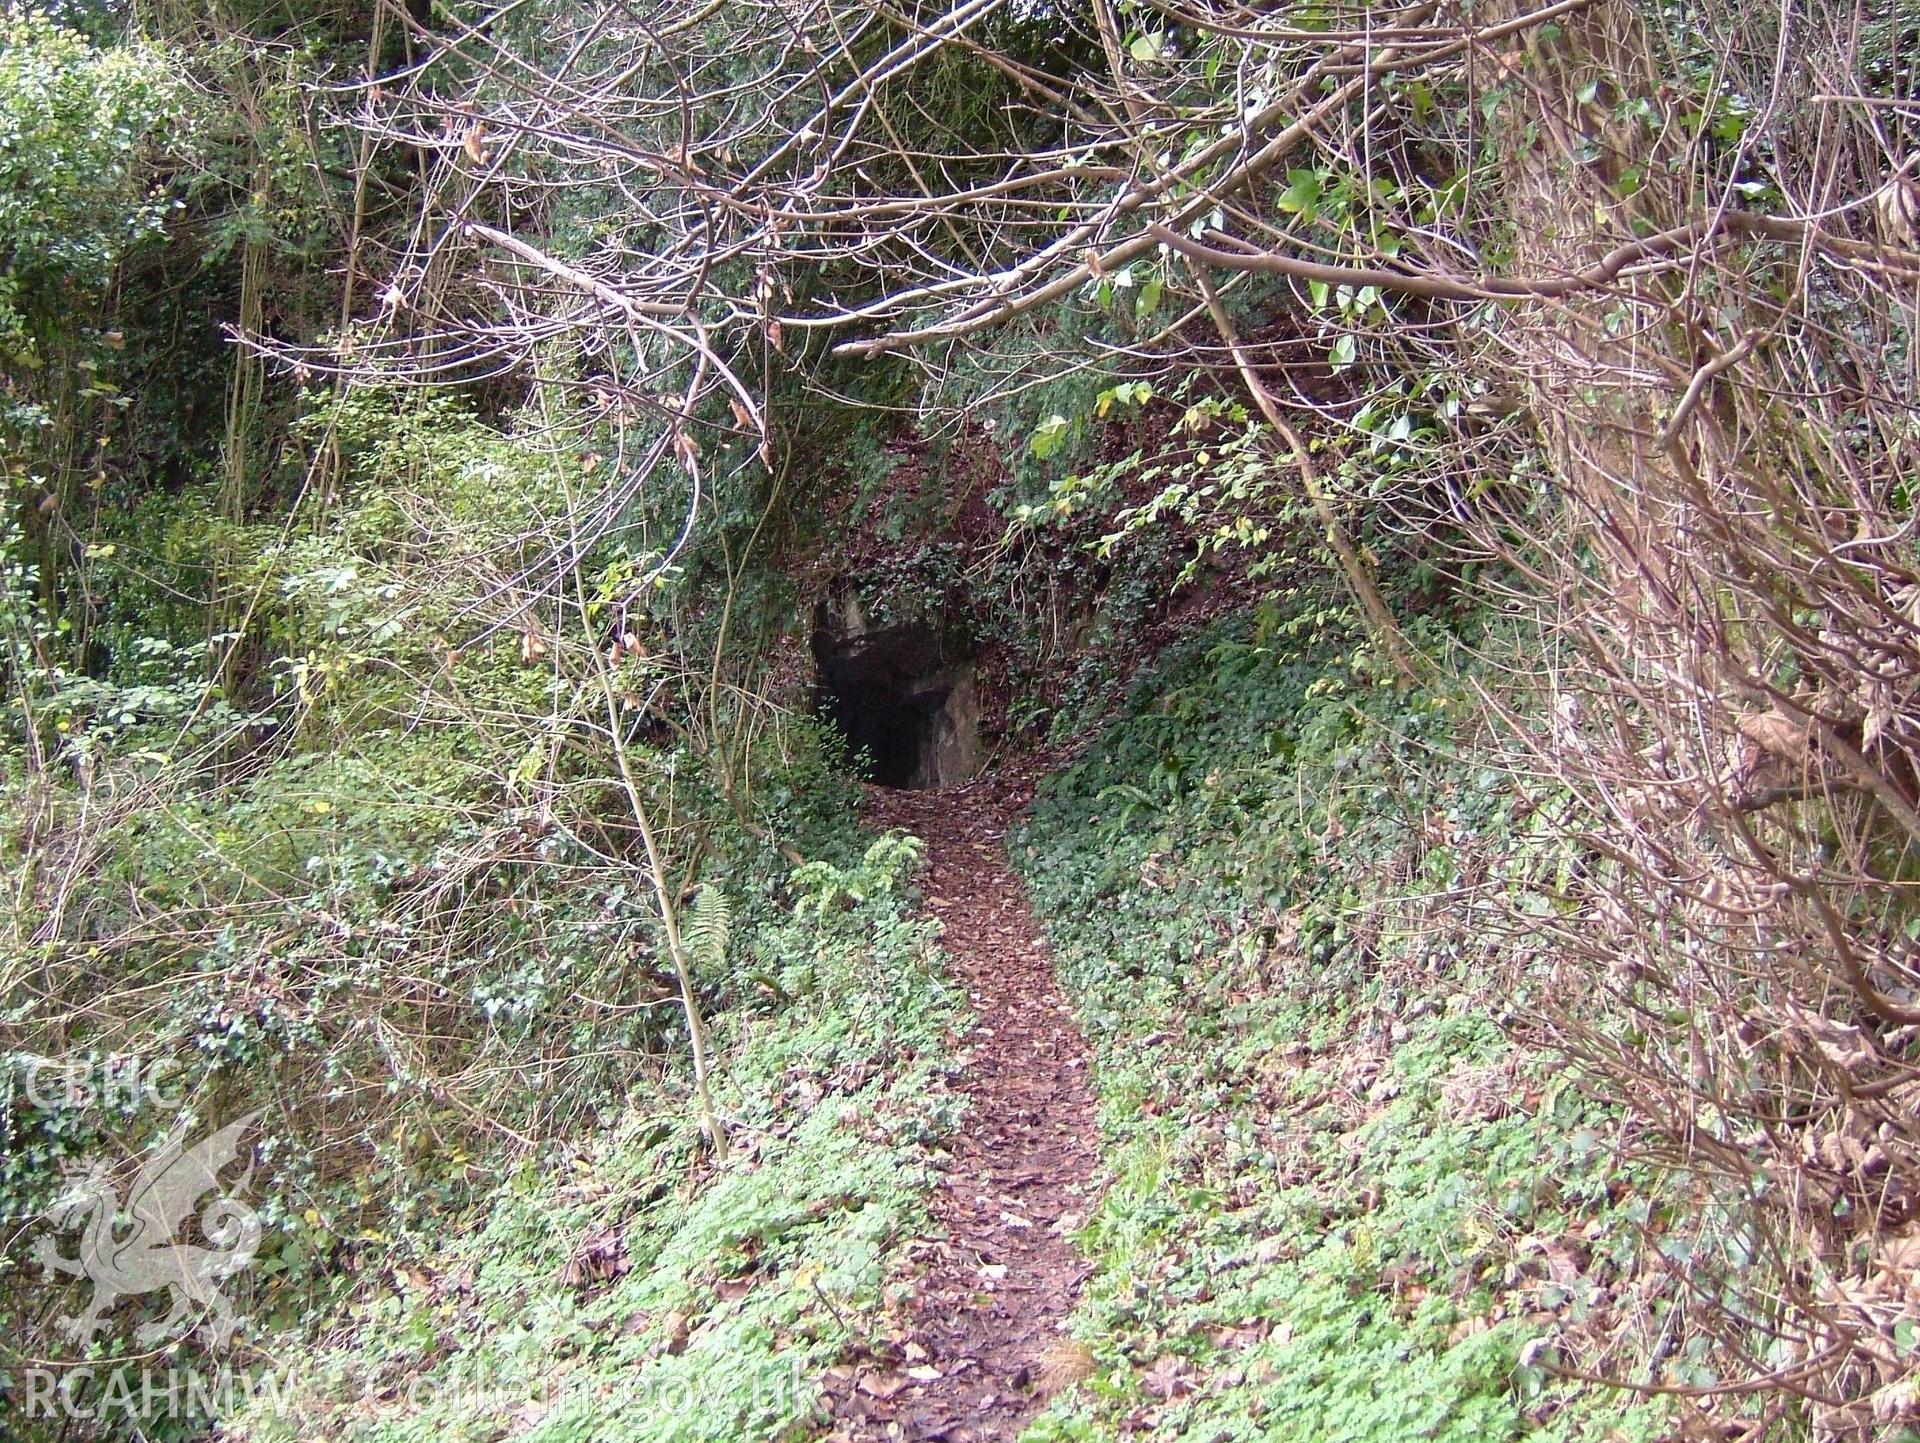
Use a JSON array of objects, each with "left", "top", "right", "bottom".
[{"left": 823, "top": 764, "right": 1100, "bottom": 1442}]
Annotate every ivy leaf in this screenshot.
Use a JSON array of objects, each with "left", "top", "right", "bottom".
[
  {"left": 1030, "top": 414, "right": 1071, "bottom": 459},
  {"left": 1277, "top": 170, "right": 1322, "bottom": 221},
  {"left": 1096, "top": 382, "right": 1154, "bottom": 418}
]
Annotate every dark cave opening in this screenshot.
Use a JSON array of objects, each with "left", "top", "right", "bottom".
[{"left": 812, "top": 617, "right": 979, "bottom": 790}]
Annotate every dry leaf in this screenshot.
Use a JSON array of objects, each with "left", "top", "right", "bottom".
[
  {"left": 662, "top": 1310, "right": 690, "bottom": 1356},
  {"left": 1737, "top": 708, "right": 1810, "bottom": 762},
  {"left": 1800, "top": 1013, "right": 1875, "bottom": 1070},
  {"left": 1877, "top": 176, "right": 1918, "bottom": 247},
  {"left": 559, "top": 1229, "right": 631, "bottom": 1289},
  {"left": 1141, "top": 1354, "right": 1191, "bottom": 1400},
  {"left": 1882, "top": 1232, "right": 1920, "bottom": 1279},
  {"left": 672, "top": 430, "right": 700, "bottom": 472}
]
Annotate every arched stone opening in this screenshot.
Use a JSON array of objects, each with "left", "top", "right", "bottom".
[{"left": 811, "top": 602, "right": 980, "bottom": 790}]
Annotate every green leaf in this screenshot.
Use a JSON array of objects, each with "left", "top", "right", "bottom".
[
  {"left": 1030, "top": 414, "right": 1071, "bottom": 459},
  {"left": 1277, "top": 169, "right": 1323, "bottom": 221}
]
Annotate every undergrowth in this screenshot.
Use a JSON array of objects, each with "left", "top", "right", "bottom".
[
  {"left": 4, "top": 804, "right": 961, "bottom": 1441},
  {"left": 194, "top": 831, "right": 965, "bottom": 1443},
  {"left": 1013, "top": 602, "right": 1678, "bottom": 1442}
]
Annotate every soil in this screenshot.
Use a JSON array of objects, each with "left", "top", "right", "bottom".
[{"left": 822, "top": 761, "right": 1101, "bottom": 1442}]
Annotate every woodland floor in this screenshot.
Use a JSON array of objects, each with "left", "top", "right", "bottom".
[{"left": 822, "top": 764, "right": 1100, "bottom": 1442}]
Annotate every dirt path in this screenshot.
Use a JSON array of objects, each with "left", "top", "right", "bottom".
[{"left": 823, "top": 765, "right": 1100, "bottom": 1442}]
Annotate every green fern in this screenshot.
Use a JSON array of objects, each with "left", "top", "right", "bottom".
[{"left": 684, "top": 883, "right": 731, "bottom": 971}]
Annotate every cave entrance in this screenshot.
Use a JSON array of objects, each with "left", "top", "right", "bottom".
[{"left": 812, "top": 613, "right": 980, "bottom": 790}]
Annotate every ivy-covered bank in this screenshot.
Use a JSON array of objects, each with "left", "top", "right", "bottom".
[
  {"left": 12, "top": 827, "right": 953, "bottom": 1443},
  {"left": 1012, "top": 608, "right": 1676, "bottom": 1443}
]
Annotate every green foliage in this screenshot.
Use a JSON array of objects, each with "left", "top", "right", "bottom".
[
  {"left": 213, "top": 838, "right": 961, "bottom": 1443},
  {"left": 683, "top": 884, "right": 732, "bottom": 973},
  {"left": 1012, "top": 603, "right": 1673, "bottom": 1441},
  {"left": 0, "top": 347, "right": 883, "bottom": 1409},
  {"left": 789, "top": 832, "right": 926, "bottom": 923},
  {"left": 0, "top": 10, "right": 182, "bottom": 353}
]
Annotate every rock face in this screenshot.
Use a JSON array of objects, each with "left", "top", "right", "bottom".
[{"left": 811, "top": 597, "right": 980, "bottom": 789}]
